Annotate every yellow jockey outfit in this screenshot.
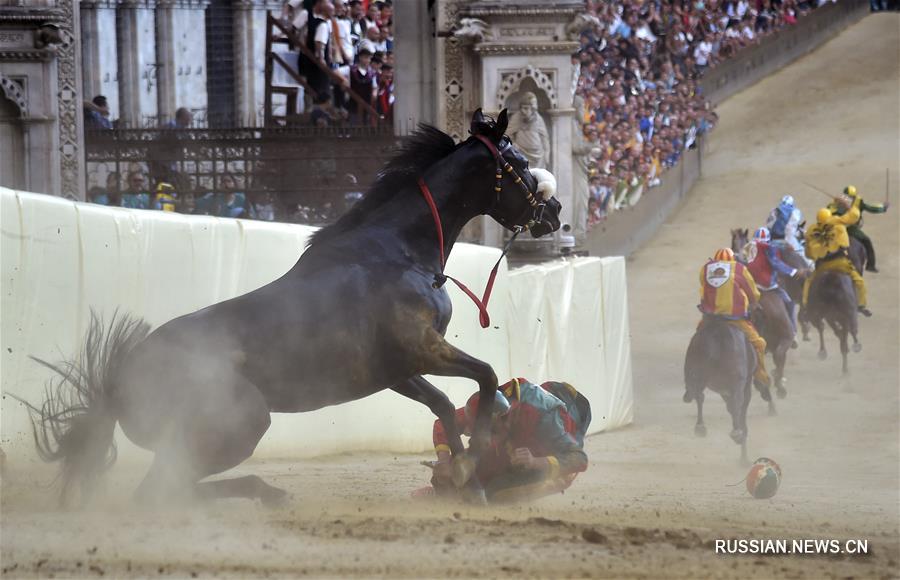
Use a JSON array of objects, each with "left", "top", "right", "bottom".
[
  {"left": 698, "top": 248, "right": 770, "bottom": 388},
  {"left": 803, "top": 206, "right": 869, "bottom": 315}
]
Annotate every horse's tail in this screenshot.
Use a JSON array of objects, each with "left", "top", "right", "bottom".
[{"left": 13, "top": 310, "right": 151, "bottom": 507}]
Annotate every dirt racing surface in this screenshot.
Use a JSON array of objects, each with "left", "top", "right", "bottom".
[{"left": 2, "top": 13, "right": 899, "bottom": 580}]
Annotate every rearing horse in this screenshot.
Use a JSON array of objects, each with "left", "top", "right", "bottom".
[{"left": 18, "top": 110, "right": 562, "bottom": 506}]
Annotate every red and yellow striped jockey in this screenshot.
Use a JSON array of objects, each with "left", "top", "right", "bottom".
[{"left": 698, "top": 248, "right": 770, "bottom": 387}]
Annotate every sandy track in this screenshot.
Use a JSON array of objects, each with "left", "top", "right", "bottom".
[{"left": 2, "top": 14, "right": 899, "bottom": 579}]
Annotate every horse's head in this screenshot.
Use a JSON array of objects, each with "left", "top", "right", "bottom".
[
  {"left": 468, "top": 109, "right": 562, "bottom": 238},
  {"left": 730, "top": 228, "right": 750, "bottom": 260}
]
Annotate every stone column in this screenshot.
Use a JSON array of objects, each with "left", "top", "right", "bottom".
[
  {"left": 155, "top": 0, "right": 177, "bottom": 121},
  {"left": 116, "top": 0, "right": 158, "bottom": 127},
  {"left": 232, "top": 0, "right": 255, "bottom": 125},
  {"left": 58, "top": 0, "right": 86, "bottom": 199},
  {"left": 80, "top": 0, "right": 101, "bottom": 98},
  {"left": 393, "top": 0, "right": 436, "bottom": 134}
]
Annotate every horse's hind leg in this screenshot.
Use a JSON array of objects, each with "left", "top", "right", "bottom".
[
  {"left": 827, "top": 318, "right": 850, "bottom": 375},
  {"left": 849, "top": 313, "right": 862, "bottom": 353},
  {"left": 135, "top": 375, "right": 284, "bottom": 507},
  {"left": 736, "top": 378, "right": 752, "bottom": 465},
  {"left": 772, "top": 344, "right": 788, "bottom": 402},
  {"left": 814, "top": 319, "right": 827, "bottom": 360},
  {"left": 694, "top": 391, "right": 707, "bottom": 437},
  {"left": 798, "top": 306, "right": 811, "bottom": 342}
]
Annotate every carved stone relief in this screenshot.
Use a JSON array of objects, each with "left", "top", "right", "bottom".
[{"left": 0, "top": 74, "right": 28, "bottom": 116}]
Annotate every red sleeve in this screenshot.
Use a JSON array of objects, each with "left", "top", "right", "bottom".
[
  {"left": 433, "top": 407, "right": 467, "bottom": 453},
  {"left": 734, "top": 263, "right": 754, "bottom": 303}
]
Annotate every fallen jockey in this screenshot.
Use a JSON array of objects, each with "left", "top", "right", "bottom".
[
  {"left": 698, "top": 247, "right": 772, "bottom": 395},
  {"left": 804, "top": 206, "right": 871, "bottom": 317},
  {"left": 767, "top": 194, "right": 813, "bottom": 268},
  {"left": 422, "top": 378, "right": 590, "bottom": 503},
  {"left": 744, "top": 226, "right": 804, "bottom": 334},
  {"left": 827, "top": 185, "right": 889, "bottom": 273}
]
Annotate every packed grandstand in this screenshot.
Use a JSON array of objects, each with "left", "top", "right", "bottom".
[{"left": 84, "top": 0, "right": 840, "bottom": 227}]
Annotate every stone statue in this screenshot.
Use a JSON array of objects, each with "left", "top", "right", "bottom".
[
  {"left": 507, "top": 91, "right": 550, "bottom": 169},
  {"left": 454, "top": 18, "right": 492, "bottom": 44},
  {"left": 571, "top": 94, "right": 593, "bottom": 238}
]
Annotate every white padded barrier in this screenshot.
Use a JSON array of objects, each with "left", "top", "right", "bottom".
[{"left": 0, "top": 188, "right": 632, "bottom": 461}]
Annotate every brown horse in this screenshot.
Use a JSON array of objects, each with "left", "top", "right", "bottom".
[
  {"left": 684, "top": 315, "right": 755, "bottom": 463},
  {"left": 729, "top": 229, "right": 805, "bottom": 406},
  {"left": 806, "top": 271, "right": 862, "bottom": 374}
]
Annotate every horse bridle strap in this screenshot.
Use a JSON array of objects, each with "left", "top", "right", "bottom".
[{"left": 417, "top": 176, "right": 520, "bottom": 329}]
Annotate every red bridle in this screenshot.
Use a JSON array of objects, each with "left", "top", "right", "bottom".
[{"left": 416, "top": 135, "right": 532, "bottom": 329}]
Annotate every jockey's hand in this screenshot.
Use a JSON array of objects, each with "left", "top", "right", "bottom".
[{"left": 511, "top": 447, "right": 541, "bottom": 471}]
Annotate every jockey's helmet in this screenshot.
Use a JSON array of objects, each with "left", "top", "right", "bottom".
[
  {"left": 816, "top": 207, "right": 832, "bottom": 224},
  {"left": 780, "top": 195, "right": 794, "bottom": 207},
  {"left": 464, "top": 391, "right": 511, "bottom": 424},
  {"left": 713, "top": 248, "right": 735, "bottom": 262},
  {"left": 754, "top": 227, "right": 771, "bottom": 242},
  {"left": 843, "top": 185, "right": 857, "bottom": 197}
]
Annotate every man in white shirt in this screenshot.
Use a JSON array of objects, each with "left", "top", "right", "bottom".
[{"left": 331, "top": 0, "right": 354, "bottom": 66}]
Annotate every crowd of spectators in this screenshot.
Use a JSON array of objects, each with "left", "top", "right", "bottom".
[
  {"left": 575, "top": 0, "right": 836, "bottom": 228},
  {"left": 279, "top": 0, "right": 395, "bottom": 126},
  {"left": 88, "top": 169, "right": 278, "bottom": 221}
]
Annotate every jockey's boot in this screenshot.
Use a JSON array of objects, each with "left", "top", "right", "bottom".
[{"left": 858, "top": 306, "right": 873, "bottom": 317}]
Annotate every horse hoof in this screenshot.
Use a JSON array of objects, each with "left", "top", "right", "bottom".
[
  {"left": 817, "top": 350, "right": 827, "bottom": 360},
  {"left": 791, "top": 340, "right": 798, "bottom": 350},
  {"left": 776, "top": 387, "right": 787, "bottom": 399},
  {"left": 694, "top": 424, "right": 707, "bottom": 437},
  {"left": 460, "top": 482, "right": 487, "bottom": 506},
  {"left": 852, "top": 343, "right": 862, "bottom": 353},
  {"left": 683, "top": 391, "right": 693, "bottom": 403},
  {"left": 451, "top": 454, "right": 476, "bottom": 488},
  {"left": 768, "top": 404, "right": 777, "bottom": 417},
  {"left": 802, "top": 335, "right": 810, "bottom": 342},
  {"left": 730, "top": 429, "right": 745, "bottom": 444}
]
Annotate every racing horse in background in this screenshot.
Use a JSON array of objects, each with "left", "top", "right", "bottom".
[
  {"left": 16, "top": 109, "right": 562, "bottom": 507},
  {"left": 684, "top": 315, "right": 755, "bottom": 463},
  {"left": 730, "top": 228, "right": 806, "bottom": 406},
  {"left": 806, "top": 271, "right": 862, "bottom": 375}
]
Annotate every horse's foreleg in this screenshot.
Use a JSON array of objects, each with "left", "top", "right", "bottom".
[
  {"left": 420, "top": 330, "right": 497, "bottom": 495},
  {"left": 798, "top": 306, "right": 811, "bottom": 341},
  {"left": 392, "top": 376, "right": 464, "bottom": 455},
  {"left": 421, "top": 330, "right": 498, "bottom": 454}
]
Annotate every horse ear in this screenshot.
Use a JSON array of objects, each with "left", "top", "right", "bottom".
[
  {"left": 742, "top": 228, "right": 749, "bottom": 237},
  {"left": 494, "top": 109, "right": 509, "bottom": 140},
  {"left": 470, "top": 108, "right": 487, "bottom": 136}
]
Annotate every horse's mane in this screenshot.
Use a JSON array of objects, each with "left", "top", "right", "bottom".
[{"left": 308, "top": 125, "right": 458, "bottom": 246}]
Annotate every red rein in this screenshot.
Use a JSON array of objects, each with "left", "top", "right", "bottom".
[{"left": 417, "top": 177, "right": 501, "bottom": 329}]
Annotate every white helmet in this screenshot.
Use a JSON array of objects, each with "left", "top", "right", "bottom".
[
  {"left": 754, "top": 226, "right": 771, "bottom": 243},
  {"left": 780, "top": 195, "right": 794, "bottom": 207}
]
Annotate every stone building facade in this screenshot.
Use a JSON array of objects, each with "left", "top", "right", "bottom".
[{"left": 1, "top": 0, "right": 84, "bottom": 199}]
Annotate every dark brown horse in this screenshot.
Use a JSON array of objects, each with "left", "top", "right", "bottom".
[
  {"left": 16, "top": 110, "right": 563, "bottom": 507},
  {"left": 684, "top": 316, "right": 755, "bottom": 463},
  {"left": 806, "top": 270, "right": 861, "bottom": 374},
  {"left": 730, "top": 229, "right": 806, "bottom": 406}
]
